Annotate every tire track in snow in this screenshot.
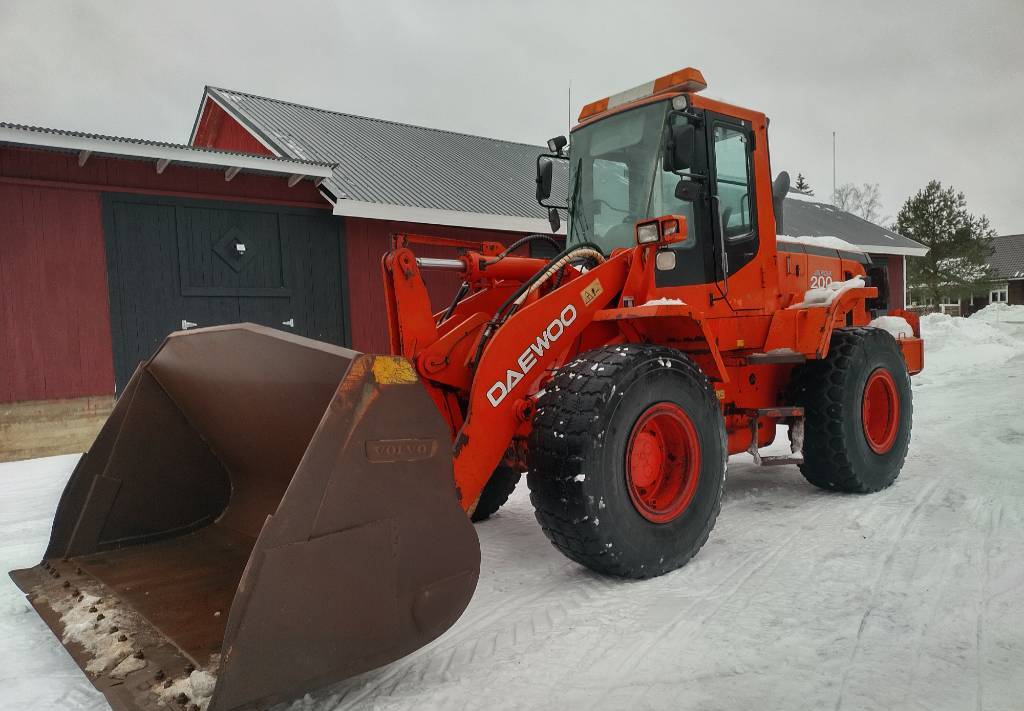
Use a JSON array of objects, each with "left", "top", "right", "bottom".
[
  {"left": 975, "top": 498, "right": 999, "bottom": 711},
  {"left": 331, "top": 567, "right": 621, "bottom": 708},
  {"left": 831, "top": 475, "right": 944, "bottom": 711},
  {"left": 612, "top": 500, "right": 834, "bottom": 674}
]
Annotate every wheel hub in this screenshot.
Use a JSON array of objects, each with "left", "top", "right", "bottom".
[
  {"left": 626, "top": 403, "right": 701, "bottom": 523},
  {"left": 862, "top": 368, "right": 900, "bottom": 454}
]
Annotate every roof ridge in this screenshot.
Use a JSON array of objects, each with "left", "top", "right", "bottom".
[{"left": 208, "top": 86, "right": 548, "bottom": 152}]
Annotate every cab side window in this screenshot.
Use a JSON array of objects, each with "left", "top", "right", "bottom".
[{"left": 712, "top": 124, "right": 754, "bottom": 240}]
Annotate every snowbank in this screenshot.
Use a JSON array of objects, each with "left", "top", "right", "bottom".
[
  {"left": 917, "top": 310, "right": 1024, "bottom": 384},
  {"left": 969, "top": 302, "right": 1024, "bottom": 324},
  {"left": 777, "top": 234, "right": 863, "bottom": 253}
]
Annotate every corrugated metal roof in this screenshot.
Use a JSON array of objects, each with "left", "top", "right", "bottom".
[
  {"left": 0, "top": 121, "right": 335, "bottom": 172},
  {"left": 207, "top": 87, "right": 926, "bottom": 254},
  {"left": 988, "top": 234, "right": 1024, "bottom": 280},
  {"left": 209, "top": 87, "right": 550, "bottom": 221},
  {"left": 781, "top": 197, "right": 928, "bottom": 255}
]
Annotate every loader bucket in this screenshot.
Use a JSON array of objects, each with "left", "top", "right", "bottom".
[{"left": 10, "top": 324, "right": 480, "bottom": 711}]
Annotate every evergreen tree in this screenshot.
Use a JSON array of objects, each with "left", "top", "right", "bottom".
[
  {"left": 894, "top": 181, "right": 995, "bottom": 305},
  {"left": 793, "top": 173, "right": 813, "bottom": 195}
]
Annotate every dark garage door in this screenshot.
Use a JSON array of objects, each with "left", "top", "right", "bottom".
[{"left": 103, "top": 194, "right": 348, "bottom": 392}]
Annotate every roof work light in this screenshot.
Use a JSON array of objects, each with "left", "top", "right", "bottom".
[{"left": 579, "top": 67, "right": 707, "bottom": 121}]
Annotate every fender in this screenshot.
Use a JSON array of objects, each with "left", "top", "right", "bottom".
[
  {"left": 451, "top": 251, "right": 631, "bottom": 510},
  {"left": 592, "top": 302, "right": 730, "bottom": 384},
  {"left": 762, "top": 286, "right": 876, "bottom": 358}
]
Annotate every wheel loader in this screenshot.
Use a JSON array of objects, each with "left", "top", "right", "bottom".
[{"left": 11, "top": 67, "right": 924, "bottom": 711}]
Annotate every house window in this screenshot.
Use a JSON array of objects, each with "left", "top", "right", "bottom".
[{"left": 990, "top": 286, "right": 1008, "bottom": 303}]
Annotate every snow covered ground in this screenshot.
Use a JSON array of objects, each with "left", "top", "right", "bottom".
[{"left": 2, "top": 306, "right": 1023, "bottom": 711}]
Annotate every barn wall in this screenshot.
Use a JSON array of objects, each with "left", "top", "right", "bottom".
[
  {"left": 0, "top": 144, "right": 329, "bottom": 405},
  {"left": 343, "top": 216, "right": 524, "bottom": 352},
  {"left": 887, "top": 255, "right": 905, "bottom": 309},
  {"left": 0, "top": 182, "right": 114, "bottom": 402}
]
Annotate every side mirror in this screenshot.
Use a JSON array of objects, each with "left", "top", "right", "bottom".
[
  {"left": 536, "top": 157, "right": 553, "bottom": 201},
  {"left": 547, "top": 206, "right": 561, "bottom": 232},
  {"left": 664, "top": 122, "right": 696, "bottom": 172},
  {"left": 547, "top": 135, "right": 568, "bottom": 156},
  {"left": 674, "top": 178, "right": 702, "bottom": 202}
]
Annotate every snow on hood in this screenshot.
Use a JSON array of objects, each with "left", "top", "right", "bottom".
[{"left": 789, "top": 276, "right": 865, "bottom": 309}]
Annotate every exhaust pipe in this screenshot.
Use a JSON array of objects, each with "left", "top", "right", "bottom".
[{"left": 10, "top": 324, "right": 479, "bottom": 711}]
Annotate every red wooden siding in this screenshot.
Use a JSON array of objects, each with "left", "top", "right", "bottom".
[
  {"left": 0, "top": 183, "right": 114, "bottom": 401},
  {"left": 343, "top": 217, "right": 524, "bottom": 352},
  {"left": 192, "top": 98, "right": 274, "bottom": 156},
  {"left": 0, "top": 145, "right": 331, "bottom": 403},
  {"left": 886, "top": 255, "right": 905, "bottom": 309}
]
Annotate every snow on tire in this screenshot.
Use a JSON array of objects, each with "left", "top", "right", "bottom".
[
  {"left": 527, "top": 344, "right": 727, "bottom": 579},
  {"left": 791, "top": 327, "right": 913, "bottom": 493}
]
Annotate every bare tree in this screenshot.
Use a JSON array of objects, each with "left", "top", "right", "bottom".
[{"left": 833, "top": 182, "right": 884, "bottom": 224}]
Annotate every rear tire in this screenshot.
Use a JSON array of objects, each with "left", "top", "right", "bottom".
[
  {"left": 527, "top": 345, "right": 727, "bottom": 578},
  {"left": 470, "top": 465, "right": 521, "bottom": 522},
  {"left": 791, "top": 328, "right": 913, "bottom": 493}
]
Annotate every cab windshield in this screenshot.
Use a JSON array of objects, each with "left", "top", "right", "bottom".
[{"left": 566, "top": 100, "right": 694, "bottom": 253}]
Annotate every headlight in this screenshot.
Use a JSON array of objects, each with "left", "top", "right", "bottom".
[{"left": 636, "top": 222, "right": 660, "bottom": 244}]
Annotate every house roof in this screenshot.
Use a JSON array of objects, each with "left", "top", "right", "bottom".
[
  {"left": 781, "top": 194, "right": 928, "bottom": 256},
  {"left": 197, "top": 87, "right": 928, "bottom": 254},
  {"left": 200, "top": 86, "right": 555, "bottom": 233},
  {"left": 0, "top": 122, "right": 335, "bottom": 181},
  {"left": 988, "top": 234, "right": 1024, "bottom": 280}
]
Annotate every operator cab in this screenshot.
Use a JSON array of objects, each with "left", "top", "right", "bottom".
[{"left": 537, "top": 68, "right": 763, "bottom": 291}]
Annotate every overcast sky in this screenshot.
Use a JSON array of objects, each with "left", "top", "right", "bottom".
[{"left": 2, "top": 0, "right": 1022, "bottom": 232}]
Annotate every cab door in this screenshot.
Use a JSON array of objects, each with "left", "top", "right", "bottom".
[{"left": 706, "top": 111, "right": 761, "bottom": 310}]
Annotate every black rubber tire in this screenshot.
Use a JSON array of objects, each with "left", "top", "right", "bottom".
[
  {"left": 470, "top": 465, "right": 521, "bottom": 522},
  {"left": 527, "top": 344, "right": 727, "bottom": 579},
  {"left": 790, "top": 328, "right": 913, "bottom": 493}
]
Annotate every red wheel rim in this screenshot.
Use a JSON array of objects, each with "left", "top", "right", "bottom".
[
  {"left": 625, "top": 403, "right": 701, "bottom": 523},
  {"left": 862, "top": 368, "right": 900, "bottom": 454}
]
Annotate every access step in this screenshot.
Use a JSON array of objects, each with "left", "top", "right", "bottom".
[
  {"left": 743, "top": 406, "right": 805, "bottom": 467},
  {"left": 746, "top": 351, "right": 807, "bottom": 364}
]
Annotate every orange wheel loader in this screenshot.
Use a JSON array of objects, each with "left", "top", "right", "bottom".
[{"left": 11, "top": 67, "right": 924, "bottom": 711}]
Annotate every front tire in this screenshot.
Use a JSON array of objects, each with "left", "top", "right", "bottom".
[
  {"left": 470, "top": 465, "right": 521, "bottom": 522},
  {"left": 527, "top": 345, "right": 727, "bottom": 578},
  {"left": 791, "top": 328, "right": 913, "bottom": 492}
]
